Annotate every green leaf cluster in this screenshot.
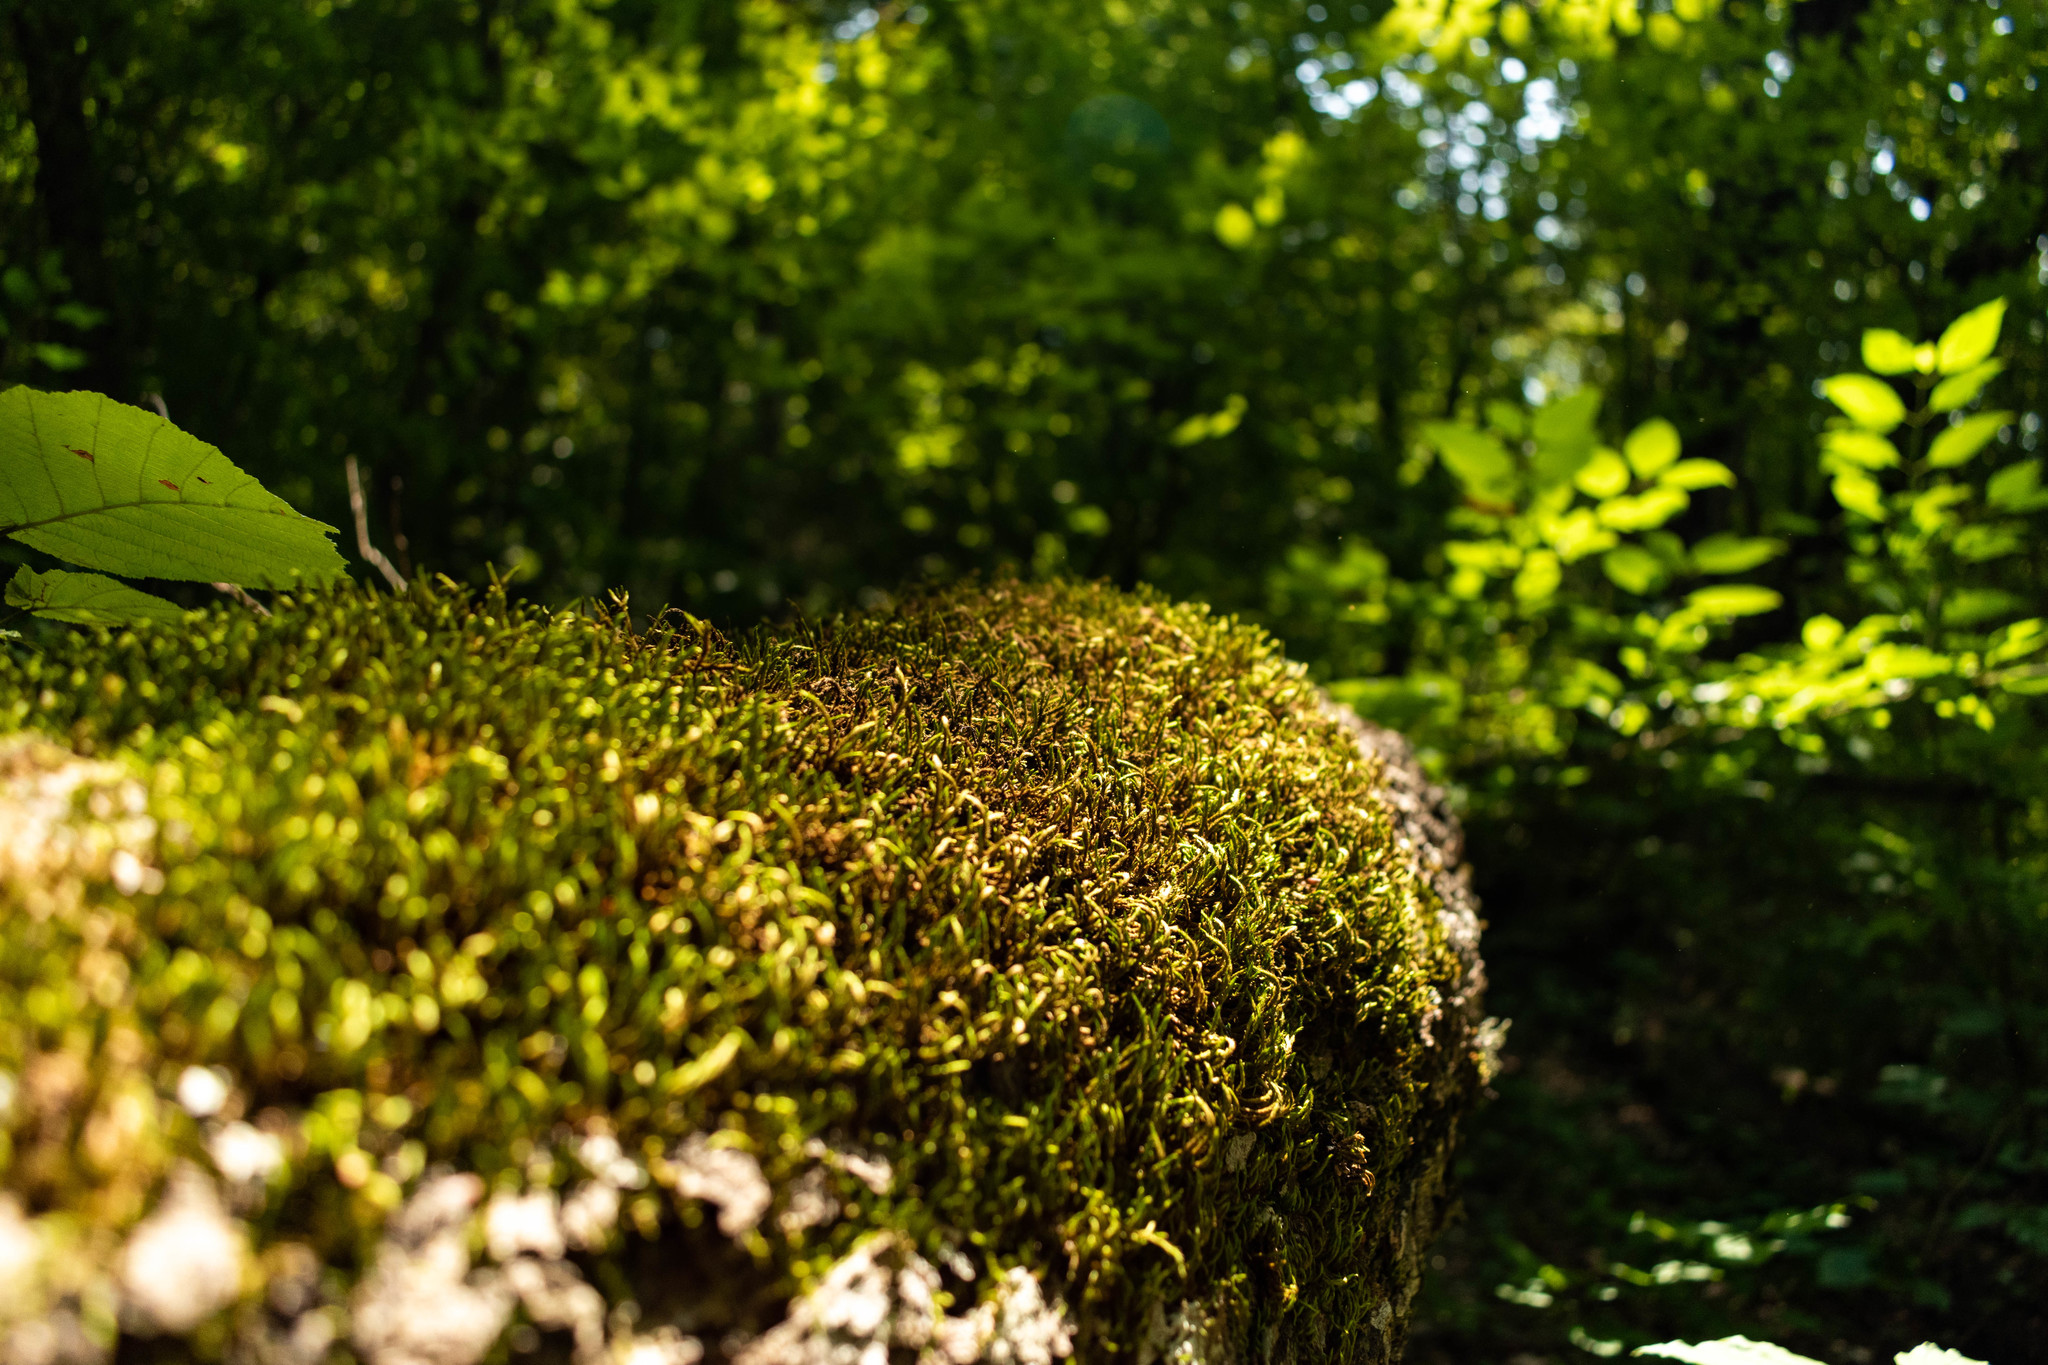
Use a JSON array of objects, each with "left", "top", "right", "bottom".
[{"left": 0, "top": 388, "right": 344, "bottom": 624}]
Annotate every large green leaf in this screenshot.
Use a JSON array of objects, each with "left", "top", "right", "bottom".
[
  {"left": 1532, "top": 389, "right": 1602, "bottom": 485},
  {"left": 1691, "top": 533, "right": 1784, "bottom": 574},
  {"left": 1987, "top": 460, "right": 2048, "bottom": 512},
  {"left": 1601, "top": 544, "right": 1665, "bottom": 593},
  {"left": 1574, "top": 447, "right": 1632, "bottom": 499},
  {"left": 1928, "top": 359, "right": 2002, "bottom": 414},
  {"left": 1512, "top": 549, "right": 1561, "bottom": 602},
  {"left": 1831, "top": 470, "right": 1889, "bottom": 521},
  {"left": 0, "top": 387, "right": 347, "bottom": 587},
  {"left": 1935, "top": 297, "right": 2005, "bottom": 374},
  {"left": 1422, "top": 422, "right": 1517, "bottom": 504},
  {"left": 1821, "top": 430, "right": 1902, "bottom": 470},
  {"left": 1926, "top": 411, "right": 2011, "bottom": 469},
  {"left": 1596, "top": 485, "right": 1688, "bottom": 531},
  {"left": 1687, "top": 584, "right": 1783, "bottom": 618},
  {"left": 1621, "top": 417, "right": 1680, "bottom": 478},
  {"left": 4, "top": 565, "right": 187, "bottom": 625},
  {"left": 1820, "top": 375, "right": 1906, "bottom": 433},
  {"left": 1658, "top": 457, "right": 1735, "bottom": 490},
  {"left": 1859, "top": 328, "right": 1920, "bottom": 376}
]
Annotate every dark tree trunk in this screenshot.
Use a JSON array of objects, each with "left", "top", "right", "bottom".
[{"left": 11, "top": 3, "right": 128, "bottom": 401}]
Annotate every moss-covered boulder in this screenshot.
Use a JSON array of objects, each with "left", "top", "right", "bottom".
[{"left": 0, "top": 580, "right": 1490, "bottom": 1365}]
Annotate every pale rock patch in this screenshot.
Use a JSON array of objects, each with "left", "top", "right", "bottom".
[
  {"left": 665, "top": 1135, "right": 772, "bottom": 1237},
  {"left": 503, "top": 1257, "right": 606, "bottom": 1362},
  {"left": 0, "top": 737, "right": 161, "bottom": 919},
  {"left": 485, "top": 1190, "right": 566, "bottom": 1262},
  {"left": 733, "top": 1232, "right": 941, "bottom": 1365},
  {"left": 350, "top": 1174, "right": 512, "bottom": 1365},
  {"left": 116, "top": 1164, "right": 247, "bottom": 1334},
  {"left": 560, "top": 1180, "right": 622, "bottom": 1251},
  {"left": 208, "top": 1121, "right": 286, "bottom": 1186},
  {"left": 980, "top": 1268, "right": 1073, "bottom": 1365}
]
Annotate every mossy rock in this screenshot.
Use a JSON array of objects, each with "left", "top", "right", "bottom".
[{"left": 0, "top": 580, "right": 1491, "bottom": 1365}]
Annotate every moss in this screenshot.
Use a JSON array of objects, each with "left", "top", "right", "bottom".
[{"left": 0, "top": 579, "right": 1486, "bottom": 1363}]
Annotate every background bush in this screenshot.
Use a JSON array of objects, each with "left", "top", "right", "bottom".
[{"left": 2, "top": 0, "right": 2045, "bottom": 1359}]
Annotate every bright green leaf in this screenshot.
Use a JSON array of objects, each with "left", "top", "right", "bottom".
[
  {"left": 1622, "top": 417, "right": 1681, "bottom": 477},
  {"left": 1820, "top": 375, "right": 1906, "bottom": 433},
  {"left": 1934, "top": 297, "right": 2005, "bottom": 374},
  {"left": 1688, "top": 584, "right": 1783, "bottom": 618},
  {"left": 1533, "top": 440, "right": 1596, "bottom": 489},
  {"left": 1602, "top": 544, "right": 1665, "bottom": 594},
  {"left": 1513, "top": 548, "right": 1562, "bottom": 601},
  {"left": 0, "top": 387, "right": 347, "bottom": 587},
  {"left": 1213, "top": 202, "right": 1256, "bottom": 249},
  {"left": 1893, "top": 1343, "right": 1988, "bottom": 1365},
  {"left": 1423, "top": 422, "right": 1517, "bottom": 504},
  {"left": 1170, "top": 393, "right": 1247, "bottom": 446},
  {"left": 1820, "top": 430, "right": 1902, "bottom": 470},
  {"left": 1575, "top": 447, "right": 1632, "bottom": 499},
  {"left": 32, "top": 343, "right": 87, "bottom": 371},
  {"left": 1544, "top": 507, "right": 1617, "bottom": 562},
  {"left": 1532, "top": 390, "right": 1602, "bottom": 487},
  {"left": 1691, "top": 533, "right": 1783, "bottom": 574},
  {"left": 1802, "top": 615, "right": 1844, "bottom": 651},
  {"left": 1659, "top": 458, "right": 1735, "bottom": 490},
  {"left": 1597, "top": 485, "right": 1689, "bottom": 531},
  {"left": 1866, "top": 643, "right": 1950, "bottom": 679},
  {"left": 1987, "top": 619, "right": 2048, "bottom": 665},
  {"left": 1831, "top": 471, "right": 1888, "bottom": 521},
  {"left": 1987, "top": 461, "right": 2048, "bottom": 512},
  {"left": 1636, "top": 1339, "right": 1823, "bottom": 1365},
  {"left": 1444, "top": 539, "right": 1522, "bottom": 573},
  {"left": 1534, "top": 387, "right": 1601, "bottom": 445},
  {"left": 1943, "top": 588, "right": 2023, "bottom": 624},
  {"left": 1909, "top": 484, "right": 1970, "bottom": 533},
  {"left": 1926, "top": 411, "right": 2011, "bottom": 469},
  {"left": 3, "top": 565, "right": 187, "bottom": 625},
  {"left": 1949, "top": 524, "right": 2022, "bottom": 562},
  {"left": 1928, "top": 360, "right": 2002, "bottom": 413},
  {"left": 1859, "top": 329, "right": 1919, "bottom": 375}
]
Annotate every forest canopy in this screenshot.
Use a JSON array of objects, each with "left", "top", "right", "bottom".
[{"left": 2, "top": 0, "right": 2044, "bottom": 1359}]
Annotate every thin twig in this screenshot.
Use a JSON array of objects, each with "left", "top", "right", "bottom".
[
  {"left": 212, "top": 582, "right": 271, "bottom": 617},
  {"left": 345, "top": 455, "right": 408, "bottom": 592}
]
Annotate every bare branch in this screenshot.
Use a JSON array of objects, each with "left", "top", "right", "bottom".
[
  {"left": 345, "top": 455, "right": 408, "bottom": 592},
  {"left": 212, "top": 582, "right": 272, "bottom": 617}
]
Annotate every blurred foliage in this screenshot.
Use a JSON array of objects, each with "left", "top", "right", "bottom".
[
  {"left": 1293, "top": 298, "right": 2048, "bottom": 1363},
  {"left": 4, "top": 0, "right": 2048, "bottom": 1358}
]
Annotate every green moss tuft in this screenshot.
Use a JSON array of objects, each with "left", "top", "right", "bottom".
[{"left": 0, "top": 579, "right": 1486, "bottom": 1363}]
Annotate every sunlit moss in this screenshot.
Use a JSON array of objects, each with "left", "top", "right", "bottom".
[{"left": 0, "top": 579, "right": 1483, "bottom": 1359}]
